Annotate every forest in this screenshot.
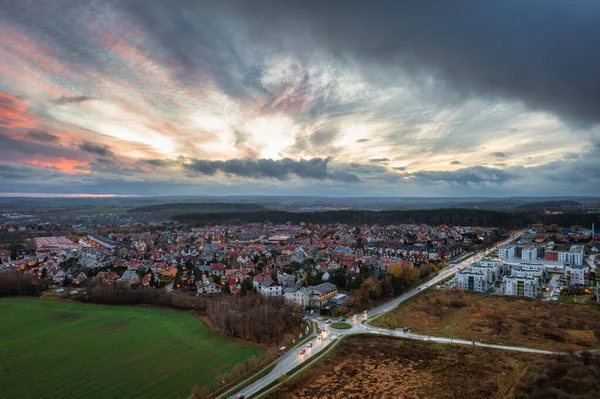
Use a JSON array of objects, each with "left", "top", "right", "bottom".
[{"left": 173, "top": 208, "right": 600, "bottom": 228}]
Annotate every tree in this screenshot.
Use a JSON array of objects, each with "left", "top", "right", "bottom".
[
  {"left": 330, "top": 268, "right": 348, "bottom": 289},
  {"left": 387, "top": 263, "right": 403, "bottom": 278},
  {"left": 241, "top": 278, "right": 253, "bottom": 297},
  {"left": 361, "top": 277, "right": 380, "bottom": 300}
]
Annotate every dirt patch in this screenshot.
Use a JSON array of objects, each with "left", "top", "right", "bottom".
[
  {"left": 373, "top": 290, "right": 600, "bottom": 352},
  {"left": 268, "top": 335, "right": 541, "bottom": 399},
  {"left": 50, "top": 312, "right": 83, "bottom": 322}
]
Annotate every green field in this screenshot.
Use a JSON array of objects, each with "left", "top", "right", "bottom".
[{"left": 0, "top": 298, "right": 264, "bottom": 399}]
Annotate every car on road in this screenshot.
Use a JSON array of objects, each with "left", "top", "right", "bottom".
[
  {"left": 300, "top": 349, "right": 306, "bottom": 354},
  {"left": 236, "top": 395, "right": 245, "bottom": 399},
  {"left": 352, "top": 314, "right": 357, "bottom": 320},
  {"left": 340, "top": 318, "right": 346, "bottom": 322},
  {"left": 321, "top": 327, "right": 326, "bottom": 332},
  {"left": 325, "top": 320, "right": 332, "bottom": 324},
  {"left": 307, "top": 342, "right": 313, "bottom": 348},
  {"left": 317, "top": 335, "right": 322, "bottom": 340},
  {"left": 310, "top": 310, "right": 314, "bottom": 315}
]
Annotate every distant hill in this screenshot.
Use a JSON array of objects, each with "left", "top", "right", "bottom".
[
  {"left": 172, "top": 208, "right": 524, "bottom": 228},
  {"left": 128, "top": 202, "right": 267, "bottom": 217}
]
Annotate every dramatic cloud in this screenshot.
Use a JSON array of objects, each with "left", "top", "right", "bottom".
[
  {"left": 183, "top": 157, "right": 360, "bottom": 182},
  {"left": 403, "top": 166, "right": 519, "bottom": 186},
  {"left": 78, "top": 141, "right": 113, "bottom": 157},
  {"left": 221, "top": 0, "right": 600, "bottom": 126},
  {"left": 26, "top": 130, "right": 59, "bottom": 142},
  {"left": 0, "top": 1, "right": 598, "bottom": 196}
]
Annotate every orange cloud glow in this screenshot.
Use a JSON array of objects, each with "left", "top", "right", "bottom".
[
  {"left": 29, "top": 158, "right": 91, "bottom": 173},
  {"left": 0, "top": 91, "right": 38, "bottom": 129}
]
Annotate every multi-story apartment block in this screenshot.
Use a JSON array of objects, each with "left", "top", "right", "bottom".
[
  {"left": 502, "top": 276, "right": 539, "bottom": 298},
  {"left": 521, "top": 247, "right": 538, "bottom": 261},
  {"left": 498, "top": 246, "right": 515, "bottom": 260},
  {"left": 565, "top": 264, "right": 589, "bottom": 286},
  {"left": 510, "top": 264, "right": 547, "bottom": 281},
  {"left": 455, "top": 268, "right": 490, "bottom": 293},
  {"left": 468, "top": 262, "right": 501, "bottom": 283},
  {"left": 558, "top": 247, "right": 583, "bottom": 266}
]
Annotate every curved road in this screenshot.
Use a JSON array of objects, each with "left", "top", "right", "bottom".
[{"left": 228, "top": 231, "right": 526, "bottom": 398}]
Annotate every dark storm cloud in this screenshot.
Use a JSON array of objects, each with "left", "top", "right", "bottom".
[
  {"left": 78, "top": 141, "right": 113, "bottom": 157},
  {"left": 403, "top": 166, "right": 518, "bottom": 185},
  {"left": 491, "top": 152, "right": 508, "bottom": 158},
  {"left": 0, "top": 131, "right": 83, "bottom": 161},
  {"left": 26, "top": 130, "right": 59, "bottom": 142},
  {"left": 450, "top": 160, "right": 462, "bottom": 165},
  {"left": 219, "top": 0, "right": 600, "bottom": 126},
  {"left": 139, "top": 158, "right": 175, "bottom": 167},
  {"left": 370, "top": 158, "right": 389, "bottom": 163},
  {"left": 183, "top": 157, "right": 360, "bottom": 182},
  {"left": 50, "top": 95, "right": 93, "bottom": 105},
  {"left": 357, "top": 139, "right": 370, "bottom": 143}
]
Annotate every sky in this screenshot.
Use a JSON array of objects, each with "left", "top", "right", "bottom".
[{"left": 0, "top": 0, "right": 599, "bottom": 197}]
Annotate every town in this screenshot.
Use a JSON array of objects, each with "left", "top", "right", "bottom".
[{"left": 2, "top": 220, "right": 500, "bottom": 306}]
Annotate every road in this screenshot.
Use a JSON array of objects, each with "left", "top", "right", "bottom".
[
  {"left": 228, "top": 230, "right": 525, "bottom": 398},
  {"left": 587, "top": 253, "right": 598, "bottom": 270},
  {"left": 228, "top": 324, "right": 337, "bottom": 398},
  {"left": 368, "top": 230, "right": 523, "bottom": 319}
]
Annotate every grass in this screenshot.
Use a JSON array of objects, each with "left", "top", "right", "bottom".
[
  {"left": 372, "top": 289, "right": 600, "bottom": 352},
  {"left": 330, "top": 322, "right": 352, "bottom": 330},
  {"left": 0, "top": 297, "right": 264, "bottom": 399},
  {"left": 267, "top": 335, "right": 544, "bottom": 399}
]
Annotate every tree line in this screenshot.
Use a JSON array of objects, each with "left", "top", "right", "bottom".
[
  {"left": 0, "top": 271, "right": 301, "bottom": 345},
  {"left": 173, "top": 208, "right": 600, "bottom": 228}
]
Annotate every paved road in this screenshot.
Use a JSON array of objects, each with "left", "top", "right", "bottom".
[
  {"left": 368, "top": 231, "right": 524, "bottom": 319},
  {"left": 228, "top": 320, "right": 336, "bottom": 398},
  {"left": 228, "top": 230, "right": 526, "bottom": 398}
]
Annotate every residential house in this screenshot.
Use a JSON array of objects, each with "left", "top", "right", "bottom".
[
  {"left": 258, "top": 278, "right": 282, "bottom": 297},
  {"left": 197, "top": 281, "right": 222, "bottom": 295},
  {"left": 284, "top": 286, "right": 310, "bottom": 308},
  {"left": 119, "top": 270, "right": 140, "bottom": 286}
]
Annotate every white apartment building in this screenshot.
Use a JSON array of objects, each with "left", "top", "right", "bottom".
[
  {"left": 510, "top": 267, "right": 545, "bottom": 283},
  {"left": 498, "top": 246, "right": 515, "bottom": 260},
  {"left": 565, "top": 264, "right": 588, "bottom": 286},
  {"left": 509, "top": 264, "right": 547, "bottom": 281},
  {"left": 468, "top": 262, "right": 501, "bottom": 283},
  {"left": 283, "top": 286, "right": 310, "bottom": 308},
  {"left": 521, "top": 247, "right": 538, "bottom": 261},
  {"left": 502, "top": 276, "right": 539, "bottom": 298},
  {"left": 455, "top": 269, "right": 490, "bottom": 293}
]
